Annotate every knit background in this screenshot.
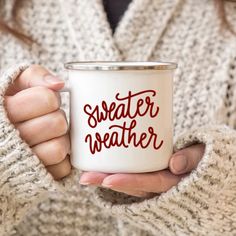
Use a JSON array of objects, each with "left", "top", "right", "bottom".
[{"left": 0, "top": 0, "right": 236, "bottom": 235}]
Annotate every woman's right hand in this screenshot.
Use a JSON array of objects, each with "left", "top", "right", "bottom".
[{"left": 4, "top": 65, "right": 71, "bottom": 180}]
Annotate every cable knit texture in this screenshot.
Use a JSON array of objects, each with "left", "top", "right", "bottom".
[{"left": 0, "top": 0, "right": 236, "bottom": 235}]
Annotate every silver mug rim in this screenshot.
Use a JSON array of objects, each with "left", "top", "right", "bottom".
[{"left": 64, "top": 61, "right": 177, "bottom": 71}]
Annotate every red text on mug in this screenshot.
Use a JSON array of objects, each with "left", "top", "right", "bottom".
[{"left": 83, "top": 90, "right": 163, "bottom": 154}]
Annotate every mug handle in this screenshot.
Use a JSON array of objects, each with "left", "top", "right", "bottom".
[
  {"left": 59, "top": 80, "right": 71, "bottom": 127},
  {"left": 60, "top": 80, "right": 70, "bottom": 92}
]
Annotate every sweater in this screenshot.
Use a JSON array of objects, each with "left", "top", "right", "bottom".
[{"left": 0, "top": 0, "right": 236, "bottom": 235}]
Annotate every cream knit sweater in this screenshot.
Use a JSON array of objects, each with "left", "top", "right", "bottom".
[{"left": 0, "top": 0, "right": 236, "bottom": 235}]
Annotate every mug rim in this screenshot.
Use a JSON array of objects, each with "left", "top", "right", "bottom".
[{"left": 64, "top": 61, "right": 177, "bottom": 71}]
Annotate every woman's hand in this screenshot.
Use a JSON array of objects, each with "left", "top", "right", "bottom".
[
  {"left": 80, "top": 144, "right": 205, "bottom": 197},
  {"left": 5, "top": 65, "right": 71, "bottom": 180}
]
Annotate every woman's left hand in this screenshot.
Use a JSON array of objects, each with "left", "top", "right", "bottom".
[{"left": 79, "top": 144, "right": 205, "bottom": 197}]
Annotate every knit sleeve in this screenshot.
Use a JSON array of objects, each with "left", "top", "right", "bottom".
[
  {"left": 94, "top": 125, "right": 236, "bottom": 235},
  {"left": 0, "top": 64, "right": 59, "bottom": 235}
]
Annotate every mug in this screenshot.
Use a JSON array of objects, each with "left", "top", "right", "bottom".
[{"left": 63, "top": 61, "right": 177, "bottom": 173}]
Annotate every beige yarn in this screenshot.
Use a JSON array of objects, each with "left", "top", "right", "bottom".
[{"left": 0, "top": 0, "right": 236, "bottom": 235}]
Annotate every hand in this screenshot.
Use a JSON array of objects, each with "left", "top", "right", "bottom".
[
  {"left": 79, "top": 144, "right": 205, "bottom": 197},
  {"left": 5, "top": 65, "right": 71, "bottom": 180}
]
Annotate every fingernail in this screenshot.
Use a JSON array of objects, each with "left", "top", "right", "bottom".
[
  {"left": 171, "top": 155, "right": 188, "bottom": 173},
  {"left": 79, "top": 181, "right": 91, "bottom": 186},
  {"left": 79, "top": 177, "right": 91, "bottom": 185},
  {"left": 44, "top": 75, "right": 64, "bottom": 85},
  {"left": 101, "top": 183, "right": 113, "bottom": 188},
  {"left": 101, "top": 180, "right": 113, "bottom": 188}
]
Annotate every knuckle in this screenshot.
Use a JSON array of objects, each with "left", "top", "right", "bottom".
[
  {"left": 60, "top": 158, "right": 72, "bottom": 178},
  {"left": 20, "top": 65, "right": 42, "bottom": 87},
  {"left": 39, "top": 87, "right": 60, "bottom": 111},
  {"left": 26, "top": 64, "right": 42, "bottom": 76},
  {"left": 50, "top": 139, "right": 67, "bottom": 164},
  {"left": 54, "top": 110, "right": 68, "bottom": 135},
  {"left": 48, "top": 157, "right": 71, "bottom": 180}
]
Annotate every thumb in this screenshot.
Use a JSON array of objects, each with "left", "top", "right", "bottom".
[
  {"left": 169, "top": 144, "right": 205, "bottom": 175},
  {"left": 6, "top": 65, "right": 65, "bottom": 95}
]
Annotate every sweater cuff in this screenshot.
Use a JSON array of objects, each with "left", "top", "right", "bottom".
[
  {"left": 0, "top": 64, "right": 59, "bottom": 234},
  {"left": 94, "top": 125, "right": 236, "bottom": 235}
]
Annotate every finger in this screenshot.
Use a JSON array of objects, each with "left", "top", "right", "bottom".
[
  {"left": 47, "top": 155, "right": 71, "bottom": 180},
  {"left": 101, "top": 170, "right": 182, "bottom": 193},
  {"left": 6, "top": 65, "right": 64, "bottom": 95},
  {"left": 169, "top": 144, "right": 205, "bottom": 175},
  {"left": 16, "top": 110, "right": 68, "bottom": 146},
  {"left": 79, "top": 172, "right": 111, "bottom": 186},
  {"left": 32, "top": 134, "right": 70, "bottom": 166},
  {"left": 108, "top": 188, "right": 152, "bottom": 198},
  {"left": 5, "top": 87, "right": 61, "bottom": 123},
  {"left": 79, "top": 172, "right": 150, "bottom": 197}
]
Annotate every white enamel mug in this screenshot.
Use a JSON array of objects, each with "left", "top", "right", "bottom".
[{"left": 64, "top": 61, "right": 177, "bottom": 173}]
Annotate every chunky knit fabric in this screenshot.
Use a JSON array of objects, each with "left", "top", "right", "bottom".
[{"left": 0, "top": 0, "right": 236, "bottom": 235}]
